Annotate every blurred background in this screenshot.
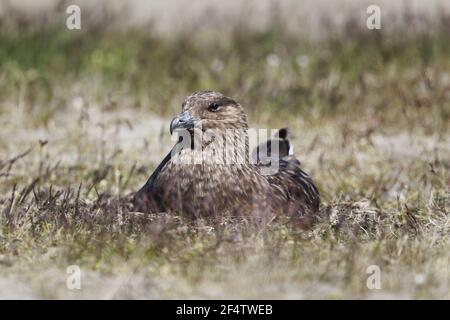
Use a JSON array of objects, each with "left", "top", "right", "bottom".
[
  {"left": 1, "top": 0, "right": 449, "bottom": 195},
  {"left": 2, "top": 0, "right": 450, "bottom": 118},
  {"left": 0, "top": 0, "right": 449, "bottom": 299}
]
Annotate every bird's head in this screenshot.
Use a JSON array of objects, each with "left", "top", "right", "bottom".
[{"left": 170, "top": 91, "right": 248, "bottom": 135}]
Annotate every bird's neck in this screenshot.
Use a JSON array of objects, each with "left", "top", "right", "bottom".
[{"left": 175, "top": 129, "right": 250, "bottom": 165}]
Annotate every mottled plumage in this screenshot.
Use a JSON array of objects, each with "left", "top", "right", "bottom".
[{"left": 134, "top": 91, "right": 319, "bottom": 223}]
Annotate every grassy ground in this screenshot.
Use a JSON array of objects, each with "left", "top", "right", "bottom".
[{"left": 0, "top": 3, "right": 449, "bottom": 298}]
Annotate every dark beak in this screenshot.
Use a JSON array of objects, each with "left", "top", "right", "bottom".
[{"left": 169, "top": 111, "right": 199, "bottom": 135}]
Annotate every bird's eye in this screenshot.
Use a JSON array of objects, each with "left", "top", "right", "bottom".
[{"left": 208, "top": 102, "right": 221, "bottom": 112}]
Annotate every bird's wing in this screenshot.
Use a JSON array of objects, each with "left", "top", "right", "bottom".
[
  {"left": 264, "top": 156, "right": 320, "bottom": 217},
  {"left": 133, "top": 142, "right": 179, "bottom": 212},
  {"left": 137, "top": 149, "right": 172, "bottom": 194}
]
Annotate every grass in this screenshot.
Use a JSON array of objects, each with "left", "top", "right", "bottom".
[{"left": 0, "top": 3, "right": 449, "bottom": 298}]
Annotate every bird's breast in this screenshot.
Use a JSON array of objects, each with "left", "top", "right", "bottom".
[{"left": 153, "top": 149, "right": 271, "bottom": 215}]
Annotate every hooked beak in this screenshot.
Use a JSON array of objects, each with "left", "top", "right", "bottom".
[{"left": 169, "top": 111, "right": 199, "bottom": 135}]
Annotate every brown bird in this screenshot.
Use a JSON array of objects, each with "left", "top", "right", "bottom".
[{"left": 134, "top": 91, "right": 319, "bottom": 224}]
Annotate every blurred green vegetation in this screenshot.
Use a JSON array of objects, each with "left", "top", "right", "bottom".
[{"left": 1, "top": 7, "right": 449, "bottom": 130}]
